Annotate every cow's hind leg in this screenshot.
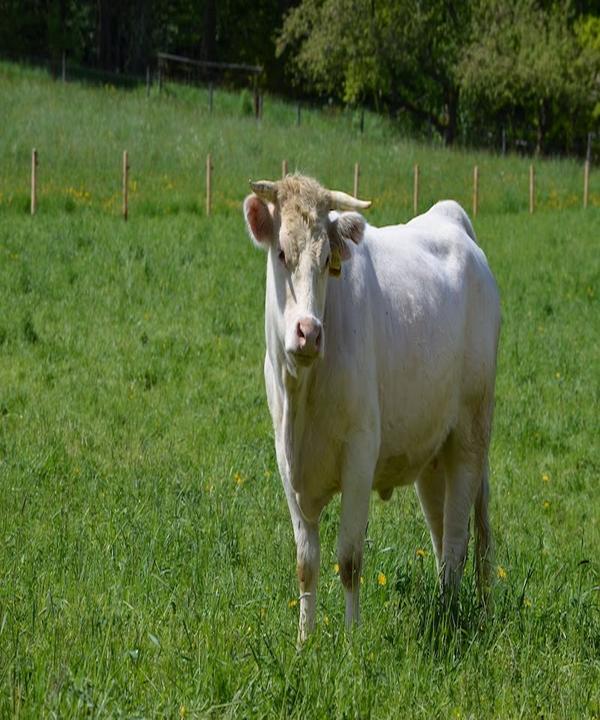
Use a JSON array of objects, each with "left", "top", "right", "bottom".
[
  {"left": 441, "top": 422, "right": 488, "bottom": 608},
  {"left": 415, "top": 457, "right": 446, "bottom": 575},
  {"left": 474, "top": 457, "right": 493, "bottom": 606}
]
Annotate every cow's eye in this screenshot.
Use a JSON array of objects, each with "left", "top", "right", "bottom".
[{"left": 278, "top": 249, "right": 287, "bottom": 267}]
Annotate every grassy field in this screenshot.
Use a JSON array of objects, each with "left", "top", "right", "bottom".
[{"left": 1, "top": 63, "right": 599, "bottom": 718}]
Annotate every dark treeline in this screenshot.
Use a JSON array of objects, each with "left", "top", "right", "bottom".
[{"left": 1, "top": 0, "right": 598, "bottom": 155}]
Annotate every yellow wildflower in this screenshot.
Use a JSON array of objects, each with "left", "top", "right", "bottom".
[
  {"left": 288, "top": 598, "right": 298, "bottom": 608},
  {"left": 543, "top": 500, "right": 550, "bottom": 510},
  {"left": 234, "top": 472, "right": 244, "bottom": 486},
  {"left": 555, "top": 372, "right": 561, "bottom": 379},
  {"left": 497, "top": 565, "right": 507, "bottom": 581},
  {"left": 416, "top": 548, "right": 428, "bottom": 558},
  {"left": 179, "top": 705, "right": 186, "bottom": 719},
  {"left": 333, "top": 563, "right": 339, "bottom": 575},
  {"left": 377, "top": 572, "right": 387, "bottom": 586},
  {"left": 542, "top": 473, "right": 550, "bottom": 483}
]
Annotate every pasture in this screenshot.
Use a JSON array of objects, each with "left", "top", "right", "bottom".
[{"left": 1, "top": 63, "right": 599, "bottom": 718}]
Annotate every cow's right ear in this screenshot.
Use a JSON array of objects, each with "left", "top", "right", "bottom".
[{"left": 244, "top": 194, "right": 275, "bottom": 248}]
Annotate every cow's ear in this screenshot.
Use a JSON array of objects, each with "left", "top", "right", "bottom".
[
  {"left": 244, "top": 194, "right": 275, "bottom": 248},
  {"left": 328, "top": 212, "right": 365, "bottom": 275}
]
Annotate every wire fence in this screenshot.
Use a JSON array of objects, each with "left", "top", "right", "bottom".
[{"left": 21, "top": 150, "right": 598, "bottom": 221}]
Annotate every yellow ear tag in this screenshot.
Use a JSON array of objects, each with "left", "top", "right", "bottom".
[{"left": 329, "top": 247, "right": 342, "bottom": 277}]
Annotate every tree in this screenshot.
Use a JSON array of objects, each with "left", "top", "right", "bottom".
[
  {"left": 277, "top": 0, "right": 472, "bottom": 144},
  {"left": 458, "top": 0, "right": 597, "bottom": 154}
]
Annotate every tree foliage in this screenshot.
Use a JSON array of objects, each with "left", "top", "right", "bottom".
[
  {"left": 279, "top": 0, "right": 599, "bottom": 152},
  {"left": 458, "top": 0, "right": 599, "bottom": 152}
]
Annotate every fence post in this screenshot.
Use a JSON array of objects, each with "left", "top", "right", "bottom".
[
  {"left": 583, "top": 132, "right": 592, "bottom": 209},
  {"left": 282, "top": 159, "right": 288, "bottom": 179},
  {"left": 146, "top": 66, "right": 151, "bottom": 97},
  {"left": 584, "top": 159, "right": 590, "bottom": 209},
  {"left": 296, "top": 102, "right": 301, "bottom": 127},
  {"left": 158, "top": 66, "right": 162, "bottom": 94},
  {"left": 473, "top": 165, "right": 479, "bottom": 217},
  {"left": 501, "top": 128, "right": 506, "bottom": 156},
  {"left": 254, "top": 89, "right": 260, "bottom": 120},
  {"left": 529, "top": 164, "right": 535, "bottom": 214},
  {"left": 122, "top": 151, "right": 129, "bottom": 221},
  {"left": 31, "top": 149, "right": 38, "bottom": 216},
  {"left": 413, "top": 163, "right": 419, "bottom": 216},
  {"left": 206, "top": 153, "right": 212, "bottom": 216},
  {"left": 353, "top": 162, "right": 360, "bottom": 198},
  {"left": 360, "top": 108, "right": 365, "bottom": 134},
  {"left": 61, "top": 51, "right": 66, "bottom": 83},
  {"left": 209, "top": 83, "right": 214, "bottom": 113}
]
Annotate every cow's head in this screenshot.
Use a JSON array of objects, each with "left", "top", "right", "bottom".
[{"left": 244, "top": 174, "right": 370, "bottom": 370}]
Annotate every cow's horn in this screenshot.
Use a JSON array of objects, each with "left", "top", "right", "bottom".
[
  {"left": 249, "top": 180, "right": 278, "bottom": 203},
  {"left": 329, "top": 190, "right": 371, "bottom": 211}
]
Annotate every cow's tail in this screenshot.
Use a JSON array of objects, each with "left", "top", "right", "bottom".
[{"left": 474, "top": 460, "right": 493, "bottom": 607}]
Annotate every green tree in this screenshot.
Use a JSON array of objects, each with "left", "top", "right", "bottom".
[
  {"left": 458, "top": 0, "right": 597, "bottom": 153},
  {"left": 277, "top": 0, "right": 471, "bottom": 144}
]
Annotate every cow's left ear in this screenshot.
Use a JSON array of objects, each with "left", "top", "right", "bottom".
[{"left": 328, "top": 212, "right": 365, "bottom": 276}]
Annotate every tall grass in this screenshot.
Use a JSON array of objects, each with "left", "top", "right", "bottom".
[{"left": 0, "top": 61, "right": 599, "bottom": 718}]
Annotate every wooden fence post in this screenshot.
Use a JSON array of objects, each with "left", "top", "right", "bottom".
[
  {"left": 529, "top": 164, "right": 535, "bottom": 214},
  {"left": 282, "top": 159, "right": 288, "bottom": 179},
  {"left": 296, "top": 102, "right": 301, "bottom": 127},
  {"left": 122, "top": 151, "right": 129, "bottom": 221},
  {"left": 206, "top": 153, "right": 212, "bottom": 216},
  {"left": 583, "top": 132, "right": 592, "bottom": 209},
  {"left": 473, "top": 165, "right": 479, "bottom": 217},
  {"left": 353, "top": 162, "right": 360, "bottom": 198},
  {"left": 413, "top": 163, "right": 419, "bottom": 216},
  {"left": 61, "top": 52, "right": 66, "bottom": 83},
  {"left": 208, "top": 83, "right": 214, "bottom": 113},
  {"left": 584, "top": 160, "right": 590, "bottom": 209},
  {"left": 146, "top": 66, "right": 151, "bottom": 97},
  {"left": 31, "top": 149, "right": 38, "bottom": 216}
]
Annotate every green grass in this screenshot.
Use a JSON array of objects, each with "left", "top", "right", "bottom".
[{"left": 0, "top": 62, "right": 599, "bottom": 718}]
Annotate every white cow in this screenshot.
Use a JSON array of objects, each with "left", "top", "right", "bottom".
[{"left": 243, "top": 174, "right": 500, "bottom": 641}]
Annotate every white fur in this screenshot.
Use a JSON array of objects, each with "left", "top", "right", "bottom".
[{"left": 255, "top": 199, "right": 500, "bottom": 641}]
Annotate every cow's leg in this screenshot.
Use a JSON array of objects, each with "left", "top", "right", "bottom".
[
  {"left": 474, "top": 456, "right": 493, "bottom": 606},
  {"left": 441, "top": 429, "right": 485, "bottom": 606},
  {"left": 282, "top": 480, "right": 320, "bottom": 643},
  {"left": 337, "top": 441, "right": 375, "bottom": 629},
  {"left": 415, "top": 457, "right": 446, "bottom": 574}
]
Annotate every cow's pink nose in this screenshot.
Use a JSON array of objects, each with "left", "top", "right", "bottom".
[{"left": 296, "top": 317, "right": 322, "bottom": 353}]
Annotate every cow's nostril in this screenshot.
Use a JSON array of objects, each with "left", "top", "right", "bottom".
[{"left": 297, "top": 323, "right": 305, "bottom": 339}]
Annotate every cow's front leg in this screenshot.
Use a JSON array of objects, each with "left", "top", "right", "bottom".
[
  {"left": 337, "top": 441, "right": 375, "bottom": 629},
  {"left": 282, "top": 481, "right": 320, "bottom": 643}
]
